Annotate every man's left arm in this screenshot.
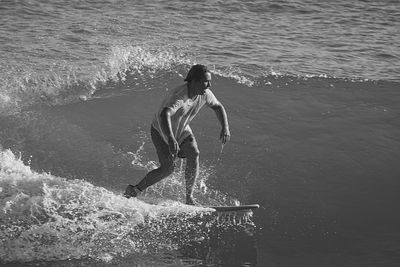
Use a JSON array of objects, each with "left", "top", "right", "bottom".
[{"left": 211, "top": 103, "right": 231, "bottom": 144}]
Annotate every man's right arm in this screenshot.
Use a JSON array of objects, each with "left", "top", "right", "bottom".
[{"left": 160, "top": 107, "right": 179, "bottom": 157}]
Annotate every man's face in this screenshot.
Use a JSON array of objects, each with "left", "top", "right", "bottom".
[{"left": 193, "top": 72, "right": 212, "bottom": 95}]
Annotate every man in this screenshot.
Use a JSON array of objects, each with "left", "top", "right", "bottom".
[{"left": 124, "top": 64, "right": 230, "bottom": 205}]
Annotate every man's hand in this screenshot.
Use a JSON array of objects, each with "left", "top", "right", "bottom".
[
  {"left": 220, "top": 127, "right": 231, "bottom": 144},
  {"left": 168, "top": 137, "right": 180, "bottom": 158},
  {"left": 211, "top": 103, "right": 230, "bottom": 145}
]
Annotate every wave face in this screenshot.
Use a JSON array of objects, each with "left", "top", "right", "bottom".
[{"left": 1, "top": 63, "right": 399, "bottom": 265}]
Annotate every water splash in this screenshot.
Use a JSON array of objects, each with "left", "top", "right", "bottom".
[
  {"left": 0, "top": 44, "right": 192, "bottom": 115},
  {"left": 210, "top": 65, "right": 256, "bottom": 87},
  {"left": 0, "top": 63, "right": 86, "bottom": 115},
  {"left": 0, "top": 149, "right": 255, "bottom": 264},
  {"left": 128, "top": 143, "right": 241, "bottom": 207},
  {"left": 99, "top": 44, "right": 192, "bottom": 83}
]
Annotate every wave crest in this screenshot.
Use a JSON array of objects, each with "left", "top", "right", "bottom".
[
  {"left": 100, "top": 44, "right": 192, "bottom": 83},
  {"left": 0, "top": 44, "right": 193, "bottom": 115}
]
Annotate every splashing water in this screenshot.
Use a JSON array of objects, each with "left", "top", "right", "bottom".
[
  {"left": 0, "top": 149, "right": 255, "bottom": 264},
  {"left": 128, "top": 140, "right": 241, "bottom": 207},
  {"left": 0, "top": 44, "right": 193, "bottom": 115},
  {"left": 101, "top": 44, "right": 192, "bottom": 83}
]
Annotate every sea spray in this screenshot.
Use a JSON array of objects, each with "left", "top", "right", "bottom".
[
  {"left": 0, "top": 149, "right": 255, "bottom": 263},
  {"left": 0, "top": 44, "right": 193, "bottom": 115},
  {"left": 102, "top": 44, "right": 192, "bottom": 83},
  {"left": 0, "top": 41, "right": 276, "bottom": 116},
  {"left": 131, "top": 150, "right": 242, "bottom": 207}
]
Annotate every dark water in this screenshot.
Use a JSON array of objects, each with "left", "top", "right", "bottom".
[{"left": 1, "top": 0, "right": 400, "bottom": 266}]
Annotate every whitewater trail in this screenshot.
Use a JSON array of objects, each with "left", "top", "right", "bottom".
[{"left": 0, "top": 149, "right": 255, "bottom": 263}]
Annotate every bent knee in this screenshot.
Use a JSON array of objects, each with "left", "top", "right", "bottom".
[
  {"left": 160, "top": 162, "right": 175, "bottom": 175},
  {"left": 187, "top": 147, "right": 200, "bottom": 158}
]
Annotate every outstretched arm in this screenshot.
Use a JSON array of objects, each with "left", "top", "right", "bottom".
[{"left": 211, "top": 103, "right": 230, "bottom": 144}]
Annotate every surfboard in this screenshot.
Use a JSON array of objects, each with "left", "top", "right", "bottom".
[{"left": 207, "top": 204, "right": 260, "bottom": 212}]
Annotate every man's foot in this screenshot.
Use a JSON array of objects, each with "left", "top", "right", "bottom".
[{"left": 124, "top": 185, "right": 141, "bottom": 198}]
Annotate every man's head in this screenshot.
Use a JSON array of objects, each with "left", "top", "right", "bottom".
[{"left": 185, "top": 64, "right": 212, "bottom": 95}]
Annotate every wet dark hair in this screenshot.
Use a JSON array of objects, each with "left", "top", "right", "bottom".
[{"left": 184, "top": 64, "right": 209, "bottom": 83}]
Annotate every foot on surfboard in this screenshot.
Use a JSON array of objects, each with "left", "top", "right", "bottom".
[{"left": 124, "top": 184, "right": 141, "bottom": 198}]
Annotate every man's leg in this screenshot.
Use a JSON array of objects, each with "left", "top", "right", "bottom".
[
  {"left": 135, "top": 158, "right": 175, "bottom": 191},
  {"left": 125, "top": 127, "right": 175, "bottom": 198},
  {"left": 179, "top": 135, "right": 200, "bottom": 205}
]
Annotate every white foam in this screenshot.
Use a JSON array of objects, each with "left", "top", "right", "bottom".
[{"left": 1, "top": 149, "right": 249, "bottom": 264}]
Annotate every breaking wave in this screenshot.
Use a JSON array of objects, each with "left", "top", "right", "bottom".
[{"left": 0, "top": 149, "right": 255, "bottom": 264}]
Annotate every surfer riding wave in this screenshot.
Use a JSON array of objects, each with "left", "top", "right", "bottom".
[{"left": 124, "top": 64, "right": 230, "bottom": 205}]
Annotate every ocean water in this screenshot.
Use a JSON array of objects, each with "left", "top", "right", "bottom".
[{"left": 1, "top": 0, "right": 400, "bottom": 266}]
